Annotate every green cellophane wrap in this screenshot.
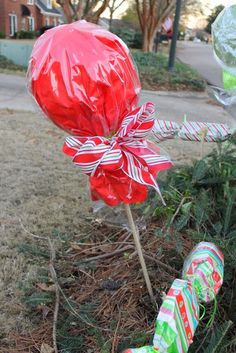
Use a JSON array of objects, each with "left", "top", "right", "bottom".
[
  {"left": 212, "top": 5, "right": 236, "bottom": 76},
  {"left": 223, "top": 69, "right": 236, "bottom": 90}
]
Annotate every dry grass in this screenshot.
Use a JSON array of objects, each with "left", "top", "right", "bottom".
[{"left": 0, "top": 109, "right": 90, "bottom": 343}]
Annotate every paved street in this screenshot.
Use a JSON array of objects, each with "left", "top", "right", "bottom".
[
  {"left": 177, "top": 41, "right": 222, "bottom": 88},
  {"left": 0, "top": 73, "right": 231, "bottom": 126}
]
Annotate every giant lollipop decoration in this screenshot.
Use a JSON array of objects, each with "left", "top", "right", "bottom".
[{"left": 28, "top": 20, "right": 172, "bottom": 301}]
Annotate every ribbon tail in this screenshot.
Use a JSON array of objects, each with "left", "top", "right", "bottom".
[{"left": 122, "top": 151, "right": 166, "bottom": 205}]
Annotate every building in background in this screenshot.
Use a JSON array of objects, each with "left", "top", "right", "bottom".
[{"left": 0, "top": 0, "right": 62, "bottom": 38}]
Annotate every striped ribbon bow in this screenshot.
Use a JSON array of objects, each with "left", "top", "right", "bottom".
[{"left": 63, "top": 103, "right": 172, "bottom": 206}]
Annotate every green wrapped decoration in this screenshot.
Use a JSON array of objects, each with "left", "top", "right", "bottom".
[
  {"left": 223, "top": 69, "right": 236, "bottom": 90},
  {"left": 124, "top": 242, "right": 224, "bottom": 353},
  {"left": 212, "top": 5, "right": 236, "bottom": 77},
  {"left": 209, "top": 5, "right": 236, "bottom": 120}
]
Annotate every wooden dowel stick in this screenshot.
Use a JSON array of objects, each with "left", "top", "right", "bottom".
[{"left": 124, "top": 204, "right": 156, "bottom": 305}]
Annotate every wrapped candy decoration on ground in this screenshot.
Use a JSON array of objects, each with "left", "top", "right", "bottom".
[
  {"left": 124, "top": 242, "right": 224, "bottom": 353},
  {"left": 182, "top": 242, "right": 224, "bottom": 302},
  {"left": 178, "top": 121, "right": 231, "bottom": 142},
  {"left": 153, "top": 120, "right": 180, "bottom": 142},
  {"left": 27, "top": 19, "right": 172, "bottom": 301},
  {"left": 152, "top": 120, "right": 231, "bottom": 143}
]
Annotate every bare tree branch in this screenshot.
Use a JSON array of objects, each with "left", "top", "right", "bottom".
[
  {"left": 56, "top": 0, "right": 109, "bottom": 23},
  {"left": 108, "top": 0, "right": 126, "bottom": 29}
]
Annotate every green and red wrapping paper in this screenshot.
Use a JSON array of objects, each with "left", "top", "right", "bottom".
[{"left": 124, "top": 242, "right": 224, "bottom": 353}]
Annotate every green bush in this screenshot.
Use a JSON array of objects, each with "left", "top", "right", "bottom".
[
  {"left": 132, "top": 31, "right": 142, "bottom": 49},
  {"left": 142, "top": 139, "right": 236, "bottom": 352},
  {"left": 111, "top": 27, "right": 135, "bottom": 48},
  {"left": 0, "top": 55, "right": 26, "bottom": 71},
  {"left": 0, "top": 31, "right": 5, "bottom": 39},
  {"left": 16, "top": 30, "right": 36, "bottom": 39},
  {"left": 111, "top": 27, "right": 142, "bottom": 49},
  {"left": 147, "top": 138, "right": 236, "bottom": 237},
  {"left": 132, "top": 51, "right": 206, "bottom": 91}
]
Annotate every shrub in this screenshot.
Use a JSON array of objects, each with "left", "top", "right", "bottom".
[
  {"left": 0, "top": 55, "right": 26, "bottom": 71},
  {"left": 16, "top": 30, "right": 36, "bottom": 39},
  {"left": 142, "top": 138, "right": 236, "bottom": 352},
  {"left": 132, "top": 51, "right": 206, "bottom": 91},
  {"left": 111, "top": 27, "right": 135, "bottom": 48},
  {"left": 110, "top": 28, "right": 142, "bottom": 49},
  {"left": 0, "top": 31, "right": 5, "bottom": 39},
  {"left": 132, "top": 31, "right": 142, "bottom": 49}
]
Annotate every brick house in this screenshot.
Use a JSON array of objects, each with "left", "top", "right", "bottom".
[{"left": 0, "top": 0, "right": 63, "bottom": 38}]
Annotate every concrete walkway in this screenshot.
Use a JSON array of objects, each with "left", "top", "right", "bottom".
[
  {"left": 0, "top": 73, "right": 230, "bottom": 126},
  {"left": 177, "top": 41, "right": 222, "bottom": 88}
]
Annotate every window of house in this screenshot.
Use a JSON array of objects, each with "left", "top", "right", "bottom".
[
  {"left": 53, "top": 18, "right": 57, "bottom": 27},
  {"left": 27, "top": 0, "right": 34, "bottom": 5},
  {"left": 9, "top": 14, "right": 17, "bottom": 37},
  {"left": 45, "top": 17, "right": 50, "bottom": 26},
  {"left": 47, "top": 0, "right": 52, "bottom": 9},
  {"left": 28, "top": 16, "right": 35, "bottom": 31},
  {"left": 21, "top": 18, "right": 26, "bottom": 31}
]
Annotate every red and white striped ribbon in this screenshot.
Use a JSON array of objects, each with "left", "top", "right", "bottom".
[
  {"left": 152, "top": 120, "right": 231, "bottom": 143},
  {"left": 178, "top": 121, "right": 231, "bottom": 142},
  {"left": 63, "top": 103, "right": 172, "bottom": 202},
  {"left": 153, "top": 120, "right": 180, "bottom": 142}
]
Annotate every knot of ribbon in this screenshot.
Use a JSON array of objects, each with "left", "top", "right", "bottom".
[{"left": 63, "top": 103, "right": 172, "bottom": 206}]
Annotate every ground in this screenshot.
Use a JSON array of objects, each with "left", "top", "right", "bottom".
[
  {"left": 0, "top": 107, "right": 226, "bottom": 348},
  {"left": 0, "top": 48, "right": 234, "bottom": 348},
  {"left": 0, "top": 109, "right": 91, "bottom": 343}
]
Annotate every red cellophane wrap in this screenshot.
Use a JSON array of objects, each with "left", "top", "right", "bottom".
[
  {"left": 63, "top": 103, "right": 172, "bottom": 206},
  {"left": 27, "top": 20, "right": 141, "bottom": 136},
  {"left": 28, "top": 21, "right": 172, "bottom": 206}
]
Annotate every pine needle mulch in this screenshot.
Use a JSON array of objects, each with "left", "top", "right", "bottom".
[{"left": 1, "top": 218, "right": 193, "bottom": 353}]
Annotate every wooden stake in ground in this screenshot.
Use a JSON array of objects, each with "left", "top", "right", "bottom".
[
  {"left": 124, "top": 204, "right": 155, "bottom": 305},
  {"left": 200, "top": 127, "right": 208, "bottom": 159}
]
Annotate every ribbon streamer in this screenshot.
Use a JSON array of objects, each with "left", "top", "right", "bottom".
[
  {"left": 124, "top": 242, "right": 224, "bottom": 353},
  {"left": 63, "top": 103, "right": 172, "bottom": 206}
]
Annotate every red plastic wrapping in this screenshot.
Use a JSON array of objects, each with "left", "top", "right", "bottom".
[
  {"left": 28, "top": 21, "right": 172, "bottom": 206},
  {"left": 27, "top": 20, "right": 141, "bottom": 136}
]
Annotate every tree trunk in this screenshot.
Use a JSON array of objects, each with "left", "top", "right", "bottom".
[
  {"left": 86, "top": 0, "right": 109, "bottom": 23},
  {"left": 142, "top": 25, "right": 157, "bottom": 52},
  {"left": 142, "top": 27, "right": 149, "bottom": 52},
  {"left": 57, "top": 0, "right": 73, "bottom": 23},
  {"left": 136, "top": 0, "right": 176, "bottom": 53},
  {"left": 148, "top": 30, "right": 156, "bottom": 52},
  {"left": 77, "top": 0, "right": 85, "bottom": 20}
]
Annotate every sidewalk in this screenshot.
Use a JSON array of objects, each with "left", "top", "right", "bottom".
[{"left": 0, "top": 73, "right": 230, "bottom": 126}]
